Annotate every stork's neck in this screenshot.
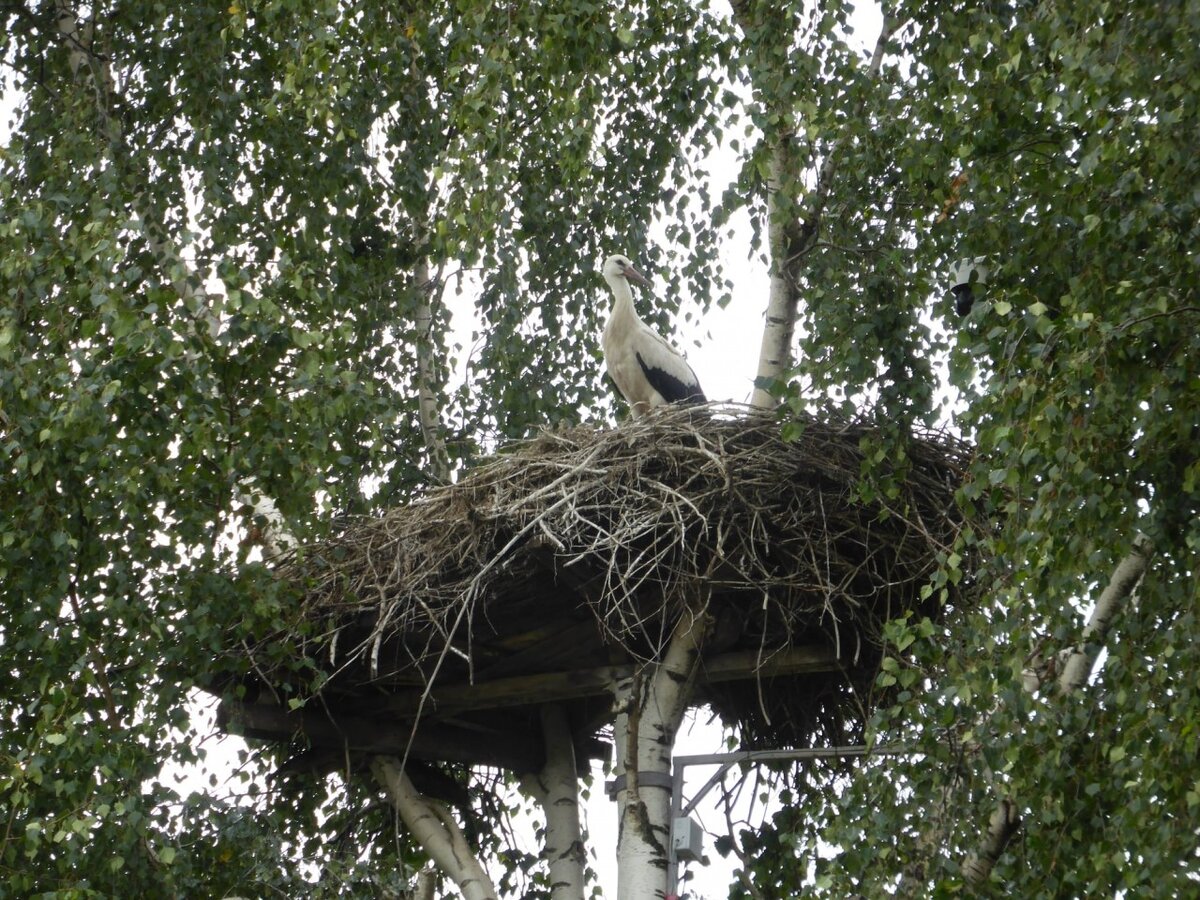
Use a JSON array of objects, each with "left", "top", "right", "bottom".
[{"left": 603, "top": 273, "right": 641, "bottom": 328}]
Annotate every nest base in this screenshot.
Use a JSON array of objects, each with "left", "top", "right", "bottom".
[{"left": 215, "top": 406, "right": 972, "bottom": 772}]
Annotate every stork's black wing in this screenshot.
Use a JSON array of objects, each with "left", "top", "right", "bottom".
[{"left": 636, "top": 351, "right": 706, "bottom": 405}]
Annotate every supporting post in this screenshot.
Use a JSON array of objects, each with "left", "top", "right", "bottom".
[
  {"left": 611, "top": 604, "right": 711, "bottom": 899},
  {"left": 519, "top": 705, "right": 587, "bottom": 900}
]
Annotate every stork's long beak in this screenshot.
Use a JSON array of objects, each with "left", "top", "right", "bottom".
[{"left": 622, "top": 264, "right": 652, "bottom": 288}]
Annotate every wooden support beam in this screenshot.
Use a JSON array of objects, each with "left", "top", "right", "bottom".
[
  {"left": 699, "top": 645, "right": 842, "bottom": 681},
  {"left": 217, "top": 645, "right": 841, "bottom": 770},
  {"left": 472, "top": 618, "right": 603, "bottom": 681},
  {"left": 383, "top": 643, "right": 840, "bottom": 718},
  {"left": 219, "top": 700, "right": 545, "bottom": 771}
]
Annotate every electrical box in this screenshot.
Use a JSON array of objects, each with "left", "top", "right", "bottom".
[{"left": 672, "top": 816, "right": 704, "bottom": 863}]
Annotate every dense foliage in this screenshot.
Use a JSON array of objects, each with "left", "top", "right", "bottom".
[
  {"left": 732, "top": 1, "right": 1200, "bottom": 896},
  {"left": 1, "top": 0, "right": 1196, "bottom": 896},
  {"left": 846, "top": 3, "right": 1197, "bottom": 896},
  {"left": 0, "top": 1, "right": 728, "bottom": 894}
]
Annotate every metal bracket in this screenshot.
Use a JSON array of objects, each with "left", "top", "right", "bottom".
[
  {"left": 605, "top": 771, "right": 674, "bottom": 800},
  {"left": 665, "top": 745, "right": 910, "bottom": 895}
]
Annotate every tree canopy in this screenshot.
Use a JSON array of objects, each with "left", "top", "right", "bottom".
[{"left": 1, "top": 0, "right": 1196, "bottom": 897}]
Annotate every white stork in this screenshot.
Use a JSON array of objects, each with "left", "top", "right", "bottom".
[{"left": 600, "top": 254, "right": 706, "bottom": 416}]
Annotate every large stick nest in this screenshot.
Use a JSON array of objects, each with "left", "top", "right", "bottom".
[{"left": 231, "top": 405, "right": 974, "bottom": 764}]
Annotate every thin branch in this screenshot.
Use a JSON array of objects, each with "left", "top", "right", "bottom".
[
  {"left": 720, "top": 778, "right": 767, "bottom": 900},
  {"left": 962, "top": 533, "right": 1154, "bottom": 887},
  {"left": 414, "top": 257, "right": 451, "bottom": 483},
  {"left": 67, "top": 576, "right": 119, "bottom": 724},
  {"left": 1117, "top": 305, "right": 1200, "bottom": 332}
]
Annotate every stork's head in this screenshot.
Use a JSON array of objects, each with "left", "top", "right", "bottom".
[{"left": 601, "top": 253, "right": 652, "bottom": 289}]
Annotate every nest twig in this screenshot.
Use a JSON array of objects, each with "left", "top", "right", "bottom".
[{"left": 237, "top": 404, "right": 974, "bottom": 752}]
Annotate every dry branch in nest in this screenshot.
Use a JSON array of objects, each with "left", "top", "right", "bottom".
[{"left": 218, "top": 405, "right": 975, "bottom": 773}]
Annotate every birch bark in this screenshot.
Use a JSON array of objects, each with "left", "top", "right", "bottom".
[
  {"left": 1055, "top": 534, "right": 1153, "bottom": 693},
  {"left": 412, "top": 867, "right": 436, "bottom": 900},
  {"left": 519, "top": 705, "right": 586, "bottom": 900},
  {"left": 613, "top": 605, "right": 711, "bottom": 899},
  {"left": 372, "top": 756, "right": 499, "bottom": 900},
  {"left": 729, "top": 6, "right": 897, "bottom": 408},
  {"left": 961, "top": 535, "right": 1154, "bottom": 886}
]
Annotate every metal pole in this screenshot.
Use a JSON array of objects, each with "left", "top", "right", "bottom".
[{"left": 664, "top": 745, "right": 912, "bottom": 897}]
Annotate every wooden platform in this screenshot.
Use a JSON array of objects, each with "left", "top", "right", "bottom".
[
  {"left": 213, "top": 409, "right": 972, "bottom": 772},
  {"left": 219, "top": 587, "right": 845, "bottom": 773}
]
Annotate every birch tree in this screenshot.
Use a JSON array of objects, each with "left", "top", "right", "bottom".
[
  {"left": 0, "top": 1, "right": 727, "bottom": 894},
  {"left": 730, "top": 2, "right": 1200, "bottom": 896},
  {"left": 2, "top": 0, "right": 1197, "bottom": 898}
]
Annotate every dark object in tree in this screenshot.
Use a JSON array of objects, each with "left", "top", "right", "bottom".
[
  {"left": 949, "top": 256, "right": 989, "bottom": 316},
  {"left": 953, "top": 283, "right": 976, "bottom": 317}
]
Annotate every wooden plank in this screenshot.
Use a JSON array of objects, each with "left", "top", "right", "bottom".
[
  {"left": 219, "top": 700, "right": 544, "bottom": 771},
  {"left": 381, "top": 644, "right": 840, "bottom": 718},
  {"left": 699, "top": 646, "right": 842, "bottom": 681},
  {"left": 217, "top": 645, "right": 842, "bottom": 767},
  {"left": 472, "top": 618, "right": 604, "bottom": 680}
]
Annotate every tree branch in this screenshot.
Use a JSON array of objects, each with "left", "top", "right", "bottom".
[
  {"left": 963, "top": 534, "right": 1154, "bottom": 887},
  {"left": 742, "top": 8, "right": 898, "bottom": 407},
  {"left": 411, "top": 866, "right": 436, "bottom": 900},
  {"left": 960, "top": 797, "right": 1020, "bottom": 887},
  {"left": 372, "top": 755, "right": 499, "bottom": 900},
  {"left": 1056, "top": 533, "right": 1153, "bottom": 693},
  {"left": 414, "top": 259, "right": 451, "bottom": 483}
]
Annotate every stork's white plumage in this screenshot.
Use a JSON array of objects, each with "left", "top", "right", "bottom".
[{"left": 601, "top": 254, "right": 706, "bottom": 416}]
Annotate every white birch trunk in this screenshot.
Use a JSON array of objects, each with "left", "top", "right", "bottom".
[
  {"left": 412, "top": 866, "right": 436, "bottom": 900},
  {"left": 1056, "top": 534, "right": 1153, "bottom": 693},
  {"left": 960, "top": 798, "right": 1020, "bottom": 887},
  {"left": 745, "top": 14, "right": 897, "bottom": 409},
  {"left": 750, "top": 144, "right": 803, "bottom": 409},
  {"left": 372, "top": 756, "right": 499, "bottom": 900},
  {"left": 613, "top": 606, "right": 710, "bottom": 899},
  {"left": 519, "top": 705, "right": 586, "bottom": 900},
  {"left": 413, "top": 260, "right": 451, "bottom": 482},
  {"left": 962, "top": 534, "right": 1153, "bottom": 886}
]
